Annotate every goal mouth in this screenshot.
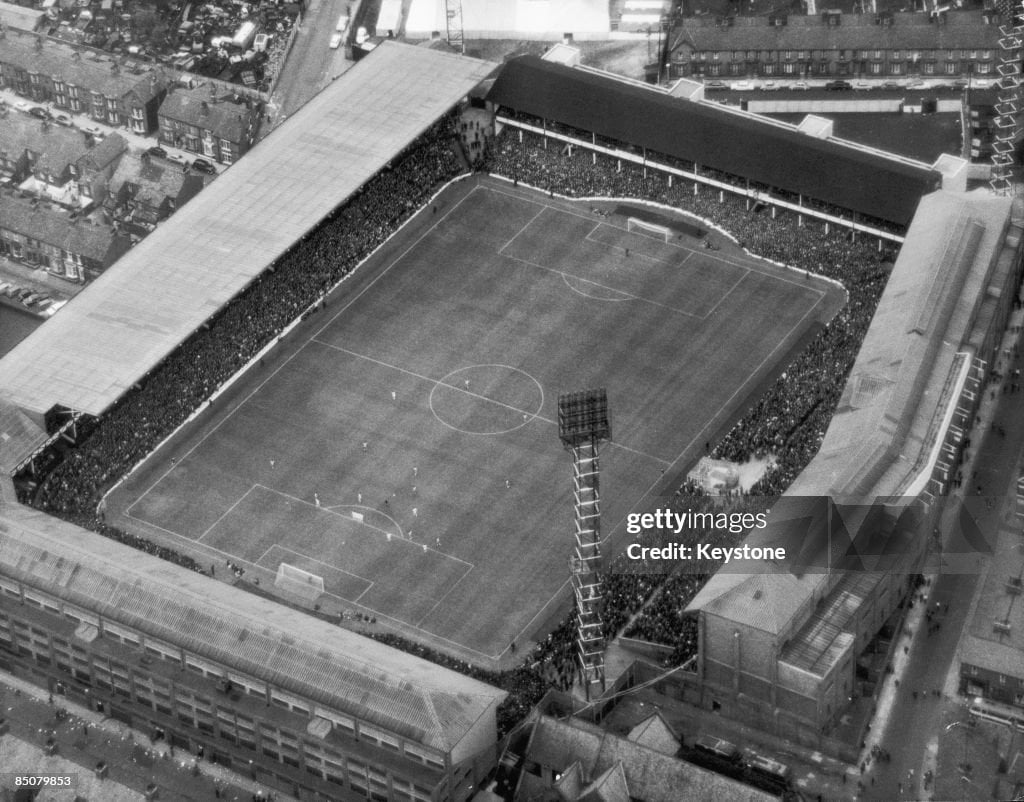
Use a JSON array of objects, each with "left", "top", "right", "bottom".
[
  {"left": 626, "top": 216, "right": 672, "bottom": 242},
  {"left": 275, "top": 561, "right": 326, "bottom": 596}
]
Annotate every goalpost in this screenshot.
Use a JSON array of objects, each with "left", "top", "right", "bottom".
[
  {"left": 274, "top": 562, "right": 325, "bottom": 596},
  {"left": 626, "top": 217, "right": 671, "bottom": 242}
]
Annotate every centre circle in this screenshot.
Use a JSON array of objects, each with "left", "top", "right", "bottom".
[{"left": 429, "top": 365, "right": 544, "bottom": 435}]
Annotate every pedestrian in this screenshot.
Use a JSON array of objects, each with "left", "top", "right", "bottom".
[
  {"left": 314, "top": 493, "right": 321, "bottom": 507},
  {"left": 391, "top": 391, "right": 396, "bottom": 401},
  {"left": 362, "top": 442, "right": 368, "bottom": 452}
]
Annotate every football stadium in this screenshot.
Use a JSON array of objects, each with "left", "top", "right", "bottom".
[{"left": 1, "top": 40, "right": 1023, "bottom": 802}]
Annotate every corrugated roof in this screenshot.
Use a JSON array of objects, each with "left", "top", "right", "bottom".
[
  {"left": 486, "top": 55, "right": 938, "bottom": 225},
  {"left": 0, "top": 503, "right": 505, "bottom": 751},
  {"left": 0, "top": 397, "right": 47, "bottom": 473},
  {"left": 0, "top": 41, "right": 496, "bottom": 421},
  {"left": 675, "top": 10, "right": 1001, "bottom": 52}
]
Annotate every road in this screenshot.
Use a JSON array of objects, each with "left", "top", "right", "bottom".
[
  {"left": 860, "top": 293, "right": 1024, "bottom": 801},
  {"left": 269, "top": 0, "right": 358, "bottom": 123}
]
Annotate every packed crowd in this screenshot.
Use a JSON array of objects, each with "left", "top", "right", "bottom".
[
  {"left": 20, "top": 115, "right": 898, "bottom": 731},
  {"left": 484, "top": 125, "right": 894, "bottom": 665},
  {"left": 32, "top": 121, "right": 462, "bottom": 521}
]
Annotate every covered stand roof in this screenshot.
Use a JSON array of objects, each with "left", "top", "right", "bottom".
[
  {"left": 486, "top": 56, "right": 939, "bottom": 225},
  {"left": 0, "top": 42, "right": 495, "bottom": 421},
  {"left": 687, "top": 190, "right": 1013, "bottom": 649},
  {"left": 0, "top": 503, "right": 505, "bottom": 753}
]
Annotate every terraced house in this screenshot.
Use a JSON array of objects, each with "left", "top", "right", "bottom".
[
  {"left": 0, "top": 28, "right": 167, "bottom": 134},
  {"left": 670, "top": 9, "right": 1003, "bottom": 80}
]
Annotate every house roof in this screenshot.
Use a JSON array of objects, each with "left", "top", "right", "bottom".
[
  {"left": 0, "top": 503, "right": 506, "bottom": 752},
  {"left": 625, "top": 711, "right": 679, "bottom": 756},
  {"left": 76, "top": 132, "right": 127, "bottom": 173},
  {"left": 0, "top": 42, "right": 496, "bottom": 426},
  {"left": 0, "top": 0, "right": 45, "bottom": 32},
  {"left": 157, "top": 85, "right": 259, "bottom": 144},
  {"left": 688, "top": 190, "right": 1014, "bottom": 638},
  {"left": 486, "top": 55, "right": 938, "bottom": 225},
  {"left": 0, "top": 113, "right": 92, "bottom": 176},
  {"left": 0, "top": 192, "right": 127, "bottom": 261},
  {"left": 0, "top": 27, "right": 167, "bottom": 102},
  {"left": 519, "top": 715, "right": 777, "bottom": 802},
  {"left": 673, "top": 10, "right": 1002, "bottom": 53},
  {"left": 108, "top": 153, "right": 200, "bottom": 207}
]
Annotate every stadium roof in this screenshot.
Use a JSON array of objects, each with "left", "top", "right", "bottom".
[
  {"left": 486, "top": 55, "right": 939, "bottom": 225},
  {"left": 688, "top": 189, "right": 1014, "bottom": 638},
  {"left": 0, "top": 503, "right": 506, "bottom": 753},
  {"left": 0, "top": 42, "right": 495, "bottom": 421}
]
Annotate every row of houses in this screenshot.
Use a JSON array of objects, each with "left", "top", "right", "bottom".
[
  {"left": 0, "top": 27, "right": 260, "bottom": 165},
  {"left": 0, "top": 109, "right": 209, "bottom": 281},
  {"left": 669, "top": 10, "right": 1006, "bottom": 80}
]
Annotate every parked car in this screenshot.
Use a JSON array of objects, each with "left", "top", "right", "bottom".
[
  {"left": 165, "top": 152, "right": 188, "bottom": 166},
  {"left": 146, "top": 146, "right": 168, "bottom": 159},
  {"left": 731, "top": 81, "right": 756, "bottom": 91},
  {"left": 704, "top": 80, "right": 728, "bottom": 91},
  {"left": 825, "top": 80, "right": 853, "bottom": 91},
  {"left": 13, "top": 100, "right": 30, "bottom": 112},
  {"left": 882, "top": 80, "right": 904, "bottom": 90},
  {"left": 906, "top": 78, "right": 926, "bottom": 88},
  {"left": 329, "top": 32, "right": 343, "bottom": 49},
  {"left": 792, "top": 81, "right": 811, "bottom": 91},
  {"left": 762, "top": 81, "right": 779, "bottom": 91},
  {"left": 29, "top": 106, "right": 51, "bottom": 120},
  {"left": 953, "top": 78, "right": 970, "bottom": 89},
  {"left": 854, "top": 81, "right": 872, "bottom": 91},
  {"left": 81, "top": 124, "right": 105, "bottom": 140},
  {"left": 53, "top": 113, "right": 73, "bottom": 127},
  {"left": 190, "top": 157, "right": 217, "bottom": 174}
]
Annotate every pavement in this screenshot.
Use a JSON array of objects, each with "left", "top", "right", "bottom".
[{"left": 0, "top": 671, "right": 292, "bottom": 801}]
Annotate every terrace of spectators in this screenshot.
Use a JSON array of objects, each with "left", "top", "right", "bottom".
[
  {"left": 485, "top": 55, "right": 949, "bottom": 234},
  {"left": 0, "top": 42, "right": 495, "bottom": 467},
  {"left": 0, "top": 501, "right": 507, "bottom": 758},
  {"left": 687, "top": 189, "right": 1019, "bottom": 679}
]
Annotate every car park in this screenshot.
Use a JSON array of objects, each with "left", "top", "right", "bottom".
[
  {"left": 190, "top": 157, "right": 217, "bottom": 174},
  {"left": 825, "top": 80, "right": 853, "bottom": 91}
]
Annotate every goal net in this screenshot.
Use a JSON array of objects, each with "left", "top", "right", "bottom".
[
  {"left": 627, "top": 217, "right": 671, "bottom": 242},
  {"left": 274, "top": 562, "right": 325, "bottom": 596}
]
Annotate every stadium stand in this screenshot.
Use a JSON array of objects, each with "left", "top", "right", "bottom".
[
  {"left": 0, "top": 42, "right": 495, "bottom": 427},
  {"left": 485, "top": 55, "right": 942, "bottom": 228},
  {"left": 0, "top": 503, "right": 505, "bottom": 801}
]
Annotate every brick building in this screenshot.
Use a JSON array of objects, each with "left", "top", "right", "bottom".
[
  {"left": 0, "top": 192, "right": 130, "bottom": 281},
  {"left": 0, "top": 504, "right": 507, "bottom": 802},
  {"left": 104, "top": 152, "right": 207, "bottom": 235},
  {"left": 0, "top": 28, "right": 168, "bottom": 134},
  {"left": 158, "top": 83, "right": 260, "bottom": 165},
  {"left": 685, "top": 189, "right": 1024, "bottom": 742},
  {"left": 670, "top": 10, "right": 1003, "bottom": 81}
]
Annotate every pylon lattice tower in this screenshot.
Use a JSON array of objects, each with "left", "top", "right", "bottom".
[
  {"left": 991, "top": 0, "right": 1024, "bottom": 194},
  {"left": 557, "top": 390, "right": 611, "bottom": 701},
  {"left": 444, "top": 0, "right": 465, "bottom": 54}
]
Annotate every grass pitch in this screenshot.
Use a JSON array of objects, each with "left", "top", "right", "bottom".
[{"left": 112, "top": 177, "right": 843, "bottom": 663}]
